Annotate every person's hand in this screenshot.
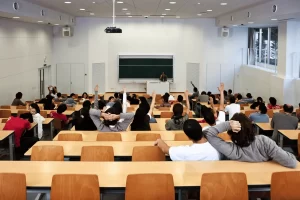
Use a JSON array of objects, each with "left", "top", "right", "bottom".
[
  {"left": 218, "top": 83, "right": 224, "bottom": 92},
  {"left": 101, "top": 113, "right": 110, "bottom": 120},
  {"left": 110, "top": 114, "right": 120, "bottom": 121},
  {"left": 94, "top": 85, "right": 99, "bottom": 92},
  {"left": 190, "top": 81, "right": 193, "bottom": 84},
  {"left": 185, "top": 90, "right": 189, "bottom": 96},
  {"left": 154, "top": 139, "right": 163, "bottom": 146},
  {"left": 229, "top": 120, "right": 241, "bottom": 133},
  {"left": 152, "top": 91, "right": 156, "bottom": 97}
]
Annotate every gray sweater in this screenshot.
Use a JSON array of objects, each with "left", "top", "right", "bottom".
[
  {"left": 204, "top": 122, "right": 298, "bottom": 168},
  {"left": 271, "top": 113, "right": 298, "bottom": 141},
  {"left": 11, "top": 98, "right": 26, "bottom": 106}
]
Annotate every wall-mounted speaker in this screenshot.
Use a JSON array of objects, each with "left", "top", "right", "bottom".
[{"left": 62, "top": 26, "right": 73, "bottom": 37}]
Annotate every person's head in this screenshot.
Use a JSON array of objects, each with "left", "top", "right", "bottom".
[
  {"left": 70, "top": 93, "right": 76, "bottom": 99},
  {"left": 207, "top": 91, "right": 212, "bottom": 96},
  {"left": 162, "top": 72, "right": 165, "bottom": 75},
  {"left": 210, "top": 95, "right": 217, "bottom": 104},
  {"left": 223, "top": 90, "right": 228, "bottom": 96},
  {"left": 228, "top": 89, "right": 232, "bottom": 94},
  {"left": 20, "top": 113, "right": 33, "bottom": 123},
  {"left": 82, "top": 92, "right": 88, "bottom": 99},
  {"left": 112, "top": 101, "right": 123, "bottom": 113},
  {"left": 229, "top": 96, "right": 236, "bottom": 104},
  {"left": 108, "top": 96, "right": 115, "bottom": 102},
  {"left": 139, "top": 97, "right": 150, "bottom": 113},
  {"left": 114, "top": 92, "right": 119, "bottom": 99},
  {"left": 257, "top": 97, "right": 263, "bottom": 103},
  {"left": 98, "top": 100, "right": 106, "bottom": 110},
  {"left": 177, "top": 95, "right": 183, "bottom": 103},
  {"left": 283, "top": 104, "right": 293, "bottom": 113},
  {"left": 250, "top": 102, "right": 260, "bottom": 110},
  {"left": 139, "top": 96, "right": 148, "bottom": 105},
  {"left": 183, "top": 119, "right": 204, "bottom": 142},
  {"left": 201, "top": 91, "right": 206, "bottom": 95},
  {"left": 82, "top": 100, "right": 91, "bottom": 109},
  {"left": 193, "top": 87, "right": 198, "bottom": 93},
  {"left": 104, "top": 103, "right": 122, "bottom": 126},
  {"left": 119, "top": 93, "right": 123, "bottom": 101},
  {"left": 132, "top": 107, "right": 148, "bottom": 125},
  {"left": 16, "top": 92, "right": 23, "bottom": 99},
  {"left": 227, "top": 113, "right": 255, "bottom": 148},
  {"left": 201, "top": 106, "right": 216, "bottom": 126},
  {"left": 163, "top": 93, "right": 169, "bottom": 103},
  {"left": 246, "top": 93, "right": 252, "bottom": 99},
  {"left": 237, "top": 94, "right": 242, "bottom": 100},
  {"left": 172, "top": 103, "right": 183, "bottom": 117},
  {"left": 57, "top": 93, "right": 62, "bottom": 98},
  {"left": 132, "top": 94, "right": 137, "bottom": 99},
  {"left": 127, "top": 96, "right": 132, "bottom": 102},
  {"left": 269, "top": 97, "right": 277, "bottom": 106},
  {"left": 30, "top": 103, "right": 40, "bottom": 115},
  {"left": 259, "top": 104, "right": 267, "bottom": 114},
  {"left": 57, "top": 104, "right": 67, "bottom": 114}
]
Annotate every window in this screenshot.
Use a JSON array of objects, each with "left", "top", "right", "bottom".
[{"left": 248, "top": 27, "right": 278, "bottom": 71}]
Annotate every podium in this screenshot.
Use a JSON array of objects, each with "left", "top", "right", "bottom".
[{"left": 147, "top": 81, "right": 169, "bottom": 95}]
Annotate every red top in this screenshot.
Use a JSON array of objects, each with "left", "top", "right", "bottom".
[
  {"left": 50, "top": 111, "right": 67, "bottom": 122},
  {"left": 4, "top": 117, "right": 30, "bottom": 147},
  {"left": 267, "top": 104, "right": 281, "bottom": 109}
]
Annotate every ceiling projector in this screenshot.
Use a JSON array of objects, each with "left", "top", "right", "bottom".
[{"left": 105, "top": 27, "right": 122, "bottom": 33}]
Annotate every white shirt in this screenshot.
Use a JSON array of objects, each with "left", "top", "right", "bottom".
[
  {"left": 168, "top": 95, "right": 175, "bottom": 101},
  {"left": 225, "top": 104, "right": 240, "bottom": 119},
  {"left": 169, "top": 142, "right": 220, "bottom": 161},
  {"left": 32, "top": 113, "right": 45, "bottom": 139},
  {"left": 202, "top": 111, "right": 226, "bottom": 131}
]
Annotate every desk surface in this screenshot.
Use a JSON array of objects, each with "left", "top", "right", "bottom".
[
  {"left": 256, "top": 123, "right": 273, "bottom": 131},
  {"left": 0, "top": 109, "right": 73, "bottom": 116},
  {"left": 0, "top": 161, "right": 298, "bottom": 188},
  {"left": 0, "top": 123, "right": 37, "bottom": 131},
  {"left": 0, "top": 131, "right": 14, "bottom": 140},
  {"left": 154, "top": 118, "right": 207, "bottom": 131},
  {"left": 0, "top": 118, "right": 53, "bottom": 125},
  {"left": 279, "top": 130, "right": 300, "bottom": 140},
  {"left": 25, "top": 141, "right": 192, "bottom": 156}
]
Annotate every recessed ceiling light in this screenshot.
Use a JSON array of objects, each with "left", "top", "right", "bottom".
[
  {"left": 169, "top": 2, "right": 176, "bottom": 4},
  {"left": 197, "top": 14, "right": 202, "bottom": 16},
  {"left": 64, "top": 1, "right": 71, "bottom": 3},
  {"left": 12, "top": 16, "right": 20, "bottom": 19},
  {"left": 271, "top": 19, "right": 278, "bottom": 21},
  {"left": 144, "top": 16, "right": 148, "bottom": 18},
  {"left": 207, "top": 10, "right": 212, "bottom": 12},
  {"left": 248, "top": 22, "right": 254, "bottom": 24},
  {"left": 117, "top": 1, "right": 123, "bottom": 3},
  {"left": 176, "top": 16, "right": 180, "bottom": 18},
  {"left": 128, "top": 16, "right": 132, "bottom": 18},
  {"left": 122, "top": 8, "right": 128, "bottom": 10},
  {"left": 93, "top": 1, "right": 95, "bottom": 3},
  {"left": 80, "top": 8, "right": 85, "bottom": 11},
  {"left": 232, "top": 25, "right": 238, "bottom": 26},
  {"left": 90, "top": 13, "right": 95, "bottom": 15},
  {"left": 54, "top": 24, "right": 59, "bottom": 25},
  {"left": 197, "top": 3, "right": 200, "bottom": 5},
  {"left": 220, "top": 3, "right": 227, "bottom": 5},
  {"left": 165, "top": 9, "right": 170, "bottom": 11},
  {"left": 162, "top": 14, "right": 166, "bottom": 15},
  {"left": 126, "top": 13, "right": 131, "bottom": 15},
  {"left": 37, "top": 21, "right": 43, "bottom": 23},
  {"left": 160, "top": 16, "right": 164, "bottom": 18}
]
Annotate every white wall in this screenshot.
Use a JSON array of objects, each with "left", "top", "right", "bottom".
[
  {"left": 0, "top": 18, "right": 52, "bottom": 105},
  {"left": 53, "top": 18, "right": 248, "bottom": 93}
]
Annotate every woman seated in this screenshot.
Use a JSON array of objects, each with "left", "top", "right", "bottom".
[
  {"left": 267, "top": 97, "right": 281, "bottom": 109},
  {"left": 74, "top": 100, "right": 97, "bottom": 131}
]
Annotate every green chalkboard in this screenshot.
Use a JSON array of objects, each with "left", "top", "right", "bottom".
[{"left": 119, "top": 58, "right": 173, "bottom": 79}]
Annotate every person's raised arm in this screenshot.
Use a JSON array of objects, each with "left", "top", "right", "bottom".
[
  {"left": 93, "top": 85, "right": 99, "bottom": 109},
  {"left": 191, "top": 81, "right": 196, "bottom": 88},
  {"left": 218, "top": 83, "right": 225, "bottom": 111},
  {"left": 148, "top": 91, "right": 156, "bottom": 116},
  {"left": 123, "top": 87, "right": 127, "bottom": 113},
  {"left": 185, "top": 90, "right": 190, "bottom": 114}
]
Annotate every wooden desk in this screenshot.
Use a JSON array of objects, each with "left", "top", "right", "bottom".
[
  {"left": 153, "top": 110, "right": 195, "bottom": 116},
  {"left": 25, "top": 141, "right": 192, "bottom": 157},
  {"left": 278, "top": 130, "right": 300, "bottom": 148},
  {"left": 0, "top": 109, "right": 73, "bottom": 116},
  {"left": 154, "top": 118, "right": 208, "bottom": 131},
  {"left": 0, "top": 161, "right": 298, "bottom": 191},
  {"left": 0, "top": 131, "right": 14, "bottom": 160},
  {"left": 256, "top": 123, "right": 273, "bottom": 131}
]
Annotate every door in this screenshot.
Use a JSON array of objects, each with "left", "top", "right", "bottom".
[
  {"left": 186, "top": 63, "right": 200, "bottom": 92},
  {"left": 39, "top": 65, "right": 51, "bottom": 98},
  {"left": 92, "top": 63, "right": 105, "bottom": 94},
  {"left": 71, "top": 63, "right": 85, "bottom": 94},
  {"left": 56, "top": 64, "right": 71, "bottom": 94}
]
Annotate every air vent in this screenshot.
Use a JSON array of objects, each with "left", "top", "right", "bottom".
[{"left": 13, "top": 2, "right": 20, "bottom": 10}]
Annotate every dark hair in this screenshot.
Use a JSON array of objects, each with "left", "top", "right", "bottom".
[
  {"left": 227, "top": 113, "right": 255, "bottom": 148},
  {"left": 257, "top": 97, "right": 263, "bottom": 103},
  {"left": 108, "top": 96, "right": 114, "bottom": 101},
  {"left": 229, "top": 96, "right": 236, "bottom": 104},
  {"left": 209, "top": 95, "right": 218, "bottom": 104},
  {"left": 131, "top": 108, "right": 149, "bottom": 130},
  {"left": 81, "top": 92, "right": 88, "bottom": 99},
  {"left": 70, "top": 93, "right": 75, "bottom": 98},
  {"left": 30, "top": 103, "right": 40, "bottom": 113},
  {"left": 112, "top": 101, "right": 123, "bottom": 114},
  {"left": 223, "top": 90, "right": 228, "bottom": 96},
  {"left": 177, "top": 95, "right": 183, "bottom": 103},
  {"left": 20, "top": 113, "right": 33, "bottom": 123},
  {"left": 172, "top": 104, "right": 184, "bottom": 125},
  {"left": 201, "top": 91, "right": 206, "bottom": 95},
  {"left": 127, "top": 96, "right": 132, "bottom": 102},
  {"left": 132, "top": 94, "right": 137, "bottom": 99},
  {"left": 283, "top": 104, "right": 293, "bottom": 113},
  {"left": 114, "top": 92, "right": 119, "bottom": 99},
  {"left": 201, "top": 106, "right": 216, "bottom": 126},
  {"left": 237, "top": 94, "right": 242, "bottom": 100},
  {"left": 103, "top": 104, "right": 122, "bottom": 126},
  {"left": 193, "top": 87, "right": 198, "bottom": 93},
  {"left": 259, "top": 104, "right": 267, "bottom": 114},
  {"left": 57, "top": 93, "right": 62, "bottom": 98},
  {"left": 57, "top": 104, "right": 67, "bottom": 114},
  {"left": 207, "top": 91, "right": 212, "bottom": 96},
  {"left": 82, "top": 100, "right": 91, "bottom": 109},
  {"left": 163, "top": 93, "right": 169, "bottom": 103},
  {"left": 250, "top": 102, "right": 259, "bottom": 110},
  {"left": 139, "top": 97, "right": 150, "bottom": 113},
  {"left": 183, "top": 119, "right": 203, "bottom": 141},
  {"left": 246, "top": 93, "right": 252, "bottom": 98},
  {"left": 98, "top": 100, "right": 106, "bottom": 110},
  {"left": 119, "top": 93, "right": 123, "bottom": 102},
  {"left": 16, "top": 92, "right": 23, "bottom": 99},
  {"left": 269, "top": 97, "right": 277, "bottom": 106},
  {"left": 228, "top": 89, "right": 232, "bottom": 94}
]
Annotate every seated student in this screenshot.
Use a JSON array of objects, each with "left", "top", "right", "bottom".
[
  {"left": 271, "top": 104, "right": 298, "bottom": 141},
  {"left": 189, "top": 82, "right": 199, "bottom": 107},
  {"left": 42, "top": 95, "right": 55, "bottom": 110},
  {"left": 29, "top": 103, "right": 45, "bottom": 139},
  {"left": 268, "top": 97, "right": 281, "bottom": 109},
  {"left": 249, "top": 104, "right": 269, "bottom": 123},
  {"left": 226, "top": 89, "right": 234, "bottom": 101},
  {"left": 11, "top": 92, "right": 26, "bottom": 106},
  {"left": 201, "top": 83, "right": 226, "bottom": 131},
  {"left": 235, "top": 94, "right": 243, "bottom": 104},
  {"left": 198, "top": 91, "right": 209, "bottom": 103},
  {"left": 225, "top": 96, "right": 240, "bottom": 120},
  {"left": 74, "top": 100, "right": 97, "bottom": 131},
  {"left": 204, "top": 113, "right": 297, "bottom": 168},
  {"left": 130, "top": 94, "right": 140, "bottom": 105},
  {"left": 80, "top": 92, "right": 89, "bottom": 103},
  {"left": 131, "top": 92, "right": 156, "bottom": 131},
  {"left": 157, "top": 93, "right": 171, "bottom": 108},
  {"left": 177, "top": 95, "right": 184, "bottom": 105},
  {"left": 48, "top": 86, "right": 58, "bottom": 98},
  {"left": 114, "top": 92, "right": 120, "bottom": 102},
  {"left": 4, "top": 113, "right": 39, "bottom": 160},
  {"left": 244, "top": 93, "right": 254, "bottom": 103},
  {"left": 207, "top": 91, "right": 212, "bottom": 96},
  {"left": 54, "top": 93, "right": 65, "bottom": 102},
  {"left": 106, "top": 96, "right": 115, "bottom": 108},
  {"left": 90, "top": 85, "right": 134, "bottom": 132},
  {"left": 50, "top": 104, "right": 72, "bottom": 124},
  {"left": 64, "top": 93, "right": 77, "bottom": 107},
  {"left": 257, "top": 97, "right": 264, "bottom": 104},
  {"left": 223, "top": 90, "right": 228, "bottom": 101},
  {"left": 208, "top": 94, "right": 219, "bottom": 105},
  {"left": 165, "top": 91, "right": 190, "bottom": 130},
  {"left": 155, "top": 119, "right": 220, "bottom": 161}
]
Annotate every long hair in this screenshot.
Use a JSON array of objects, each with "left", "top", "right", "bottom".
[{"left": 172, "top": 104, "right": 183, "bottom": 125}]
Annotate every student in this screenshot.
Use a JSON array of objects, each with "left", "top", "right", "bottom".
[
  {"left": 203, "top": 114, "right": 297, "bottom": 168},
  {"left": 158, "top": 93, "right": 171, "bottom": 107},
  {"left": 198, "top": 91, "right": 209, "bottom": 103},
  {"left": 165, "top": 91, "right": 190, "bottom": 130},
  {"left": 249, "top": 104, "right": 269, "bottom": 123},
  {"left": 114, "top": 92, "right": 120, "bottom": 102},
  {"left": 201, "top": 83, "right": 226, "bottom": 131},
  {"left": 74, "top": 101, "right": 97, "bottom": 131},
  {"left": 208, "top": 94, "right": 219, "bottom": 105},
  {"left": 48, "top": 86, "right": 58, "bottom": 98},
  {"left": 224, "top": 96, "right": 241, "bottom": 120},
  {"left": 168, "top": 94, "right": 175, "bottom": 101},
  {"left": 235, "top": 94, "right": 243, "bottom": 104},
  {"left": 43, "top": 95, "right": 55, "bottom": 110},
  {"left": 130, "top": 94, "right": 140, "bottom": 105},
  {"left": 177, "top": 95, "right": 184, "bottom": 105},
  {"left": 11, "top": 92, "right": 26, "bottom": 106},
  {"left": 223, "top": 90, "right": 228, "bottom": 101},
  {"left": 240, "top": 93, "right": 254, "bottom": 104},
  {"left": 29, "top": 103, "right": 45, "bottom": 139},
  {"left": 155, "top": 119, "right": 220, "bottom": 161},
  {"left": 268, "top": 97, "right": 281, "bottom": 109},
  {"left": 257, "top": 97, "right": 263, "bottom": 104},
  {"left": 271, "top": 104, "right": 298, "bottom": 141},
  {"left": 90, "top": 85, "right": 134, "bottom": 132},
  {"left": 131, "top": 92, "right": 156, "bottom": 131},
  {"left": 106, "top": 96, "right": 115, "bottom": 108},
  {"left": 250, "top": 102, "right": 260, "bottom": 110},
  {"left": 64, "top": 93, "right": 77, "bottom": 107},
  {"left": 54, "top": 93, "right": 65, "bottom": 102},
  {"left": 50, "top": 104, "right": 72, "bottom": 124},
  {"left": 80, "top": 92, "right": 89, "bottom": 102},
  {"left": 207, "top": 91, "right": 212, "bottom": 96},
  {"left": 4, "top": 113, "right": 39, "bottom": 160},
  {"left": 189, "top": 82, "right": 199, "bottom": 107},
  {"left": 227, "top": 89, "right": 234, "bottom": 100}
]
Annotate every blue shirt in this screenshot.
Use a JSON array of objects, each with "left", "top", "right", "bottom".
[{"left": 249, "top": 112, "right": 269, "bottom": 123}]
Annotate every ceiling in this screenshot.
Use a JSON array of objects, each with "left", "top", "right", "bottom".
[{"left": 24, "top": 0, "right": 269, "bottom": 18}]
